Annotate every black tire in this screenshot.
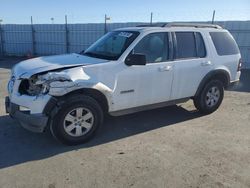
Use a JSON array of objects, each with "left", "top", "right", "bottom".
[
  {"left": 50, "top": 94, "right": 103, "bottom": 145},
  {"left": 193, "top": 80, "right": 224, "bottom": 114}
]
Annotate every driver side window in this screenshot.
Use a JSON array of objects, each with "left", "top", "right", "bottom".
[
  {"left": 133, "top": 32, "right": 169, "bottom": 63},
  {"left": 96, "top": 34, "right": 127, "bottom": 54}
]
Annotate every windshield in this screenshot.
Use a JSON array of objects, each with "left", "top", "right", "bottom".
[{"left": 83, "top": 31, "right": 139, "bottom": 60}]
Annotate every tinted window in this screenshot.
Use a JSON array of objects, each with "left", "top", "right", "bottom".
[
  {"left": 210, "top": 32, "right": 239, "bottom": 56},
  {"left": 196, "top": 33, "right": 206, "bottom": 57},
  {"left": 133, "top": 32, "right": 169, "bottom": 63},
  {"left": 175, "top": 32, "right": 206, "bottom": 59},
  {"left": 176, "top": 32, "right": 196, "bottom": 59}
]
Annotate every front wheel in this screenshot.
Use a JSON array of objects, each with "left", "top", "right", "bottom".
[
  {"left": 50, "top": 95, "right": 103, "bottom": 145},
  {"left": 194, "top": 80, "right": 224, "bottom": 114}
]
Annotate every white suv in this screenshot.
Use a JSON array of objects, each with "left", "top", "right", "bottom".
[{"left": 5, "top": 23, "right": 241, "bottom": 145}]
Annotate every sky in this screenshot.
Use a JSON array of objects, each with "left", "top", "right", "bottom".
[{"left": 0, "top": 0, "right": 249, "bottom": 24}]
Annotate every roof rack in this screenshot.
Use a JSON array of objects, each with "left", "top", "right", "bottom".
[
  {"left": 136, "top": 23, "right": 166, "bottom": 27},
  {"left": 136, "top": 22, "right": 222, "bottom": 29},
  {"left": 163, "top": 22, "right": 222, "bottom": 29}
]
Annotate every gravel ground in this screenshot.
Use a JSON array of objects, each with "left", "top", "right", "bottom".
[{"left": 0, "top": 57, "right": 249, "bottom": 188}]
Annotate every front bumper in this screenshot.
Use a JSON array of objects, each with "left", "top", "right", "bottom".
[{"left": 5, "top": 97, "right": 49, "bottom": 133}]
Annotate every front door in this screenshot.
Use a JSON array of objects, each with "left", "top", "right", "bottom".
[{"left": 112, "top": 32, "right": 174, "bottom": 111}]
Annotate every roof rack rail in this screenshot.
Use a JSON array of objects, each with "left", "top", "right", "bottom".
[
  {"left": 164, "top": 22, "right": 222, "bottom": 29},
  {"left": 136, "top": 23, "right": 166, "bottom": 27},
  {"left": 136, "top": 22, "right": 222, "bottom": 29}
]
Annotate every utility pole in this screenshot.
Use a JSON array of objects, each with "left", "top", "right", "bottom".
[
  {"left": 65, "top": 15, "right": 69, "bottom": 53},
  {"left": 51, "top": 17, "right": 54, "bottom": 24},
  {"left": 104, "top": 14, "right": 110, "bottom": 34},
  {"left": 212, "top": 10, "right": 215, "bottom": 24},
  {"left": 150, "top": 12, "right": 153, "bottom": 25}
]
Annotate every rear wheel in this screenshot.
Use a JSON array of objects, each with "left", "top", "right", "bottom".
[
  {"left": 50, "top": 94, "right": 103, "bottom": 145},
  {"left": 194, "top": 80, "right": 224, "bottom": 114}
]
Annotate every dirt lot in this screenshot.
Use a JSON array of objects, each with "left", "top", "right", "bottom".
[{"left": 0, "top": 57, "right": 249, "bottom": 188}]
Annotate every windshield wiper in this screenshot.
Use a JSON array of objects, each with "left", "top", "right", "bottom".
[
  {"left": 84, "top": 51, "right": 116, "bottom": 60},
  {"left": 83, "top": 52, "right": 100, "bottom": 58}
]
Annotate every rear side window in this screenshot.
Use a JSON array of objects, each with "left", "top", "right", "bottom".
[
  {"left": 176, "top": 32, "right": 196, "bottom": 58},
  {"left": 175, "top": 32, "right": 206, "bottom": 59},
  {"left": 210, "top": 32, "right": 239, "bottom": 56}
]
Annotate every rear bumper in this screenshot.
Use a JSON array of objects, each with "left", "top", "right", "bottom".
[
  {"left": 5, "top": 97, "right": 49, "bottom": 133},
  {"left": 231, "top": 71, "right": 241, "bottom": 83},
  {"left": 228, "top": 71, "right": 241, "bottom": 87}
]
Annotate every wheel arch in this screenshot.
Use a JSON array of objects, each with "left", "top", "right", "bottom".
[
  {"left": 62, "top": 88, "right": 109, "bottom": 114},
  {"left": 44, "top": 88, "right": 110, "bottom": 120},
  {"left": 195, "top": 69, "right": 230, "bottom": 97}
]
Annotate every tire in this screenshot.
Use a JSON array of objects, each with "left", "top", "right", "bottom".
[
  {"left": 193, "top": 80, "right": 224, "bottom": 114},
  {"left": 50, "top": 94, "right": 103, "bottom": 145}
]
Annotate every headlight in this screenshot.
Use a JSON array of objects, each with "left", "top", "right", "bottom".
[
  {"left": 19, "top": 78, "right": 47, "bottom": 96},
  {"left": 8, "top": 75, "right": 16, "bottom": 94}
]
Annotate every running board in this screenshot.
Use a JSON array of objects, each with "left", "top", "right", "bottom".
[{"left": 109, "top": 98, "right": 190, "bottom": 116}]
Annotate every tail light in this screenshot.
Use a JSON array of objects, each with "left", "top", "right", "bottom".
[{"left": 237, "top": 58, "right": 243, "bottom": 71}]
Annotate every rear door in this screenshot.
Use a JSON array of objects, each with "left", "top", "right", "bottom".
[{"left": 171, "top": 31, "right": 213, "bottom": 99}]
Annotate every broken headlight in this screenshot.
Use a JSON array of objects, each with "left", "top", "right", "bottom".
[
  {"left": 19, "top": 72, "right": 72, "bottom": 96},
  {"left": 19, "top": 76, "right": 49, "bottom": 96}
]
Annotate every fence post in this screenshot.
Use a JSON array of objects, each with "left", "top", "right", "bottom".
[
  {"left": 104, "top": 14, "right": 111, "bottom": 34},
  {"left": 65, "top": 15, "right": 69, "bottom": 53},
  {"left": 150, "top": 12, "right": 153, "bottom": 25},
  {"left": 104, "top": 14, "right": 107, "bottom": 34},
  {"left": 30, "top": 16, "right": 36, "bottom": 56},
  {"left": 0, "top": 21, "right": 4, "bottom": 56}
]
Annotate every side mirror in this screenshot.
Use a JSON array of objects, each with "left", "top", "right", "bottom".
[{"left": 125, "top": 53, "right": 146, "bottom": 66}]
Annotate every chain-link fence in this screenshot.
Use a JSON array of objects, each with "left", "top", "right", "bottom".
[
  {"left": 0, "top": 20, "right": 249, "bottom": 68},
  {"left": 0, "top": 22, "right": 142, "bottom": 56}
]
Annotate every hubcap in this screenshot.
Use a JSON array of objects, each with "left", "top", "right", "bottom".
[
  {"left": 63, "top": 107, "right": 94, "bottom": 137},
  {"left": 206, "top": 86, "right": 220, "bottom": 107}
]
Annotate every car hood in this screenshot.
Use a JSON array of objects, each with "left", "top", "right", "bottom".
[{"left": 13, "top": 53, "right": 108, "bottom": 78}]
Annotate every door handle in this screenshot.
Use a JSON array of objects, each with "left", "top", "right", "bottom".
[
  {"left": 158, "top": 65, "right": 172, "bottom": 72},
  {"left": 201, "top": 61, "right": 212, "bottom": 66}
]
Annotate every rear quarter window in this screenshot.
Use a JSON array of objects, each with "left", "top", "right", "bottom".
[{"left": 210, "top": 32, "right": 240, "bottom": 56}]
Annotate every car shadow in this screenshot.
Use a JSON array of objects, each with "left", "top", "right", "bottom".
[{"left": 0, "top": 104, "right": 202, "bottom": 169}]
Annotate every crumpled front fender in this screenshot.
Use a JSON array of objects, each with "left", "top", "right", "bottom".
[
  {"left": 48, "top": 80, "right": 113, "bottom": 109},
  {"left": 49, "top": 81, "right": 112, "bottom": 97},
  {"left": 38, "top": 66, "right": 114, "bottom": 107}
]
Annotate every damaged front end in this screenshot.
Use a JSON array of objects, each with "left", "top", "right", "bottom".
[
  {"left": 6, "top": 70, "right": 76, "bottom": 133},
  {"left": 6, "top": 54, "right": 111, "bottom": 133},
  {"left": 18, "top": 71, "right": 74, "bottom": 97}
]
